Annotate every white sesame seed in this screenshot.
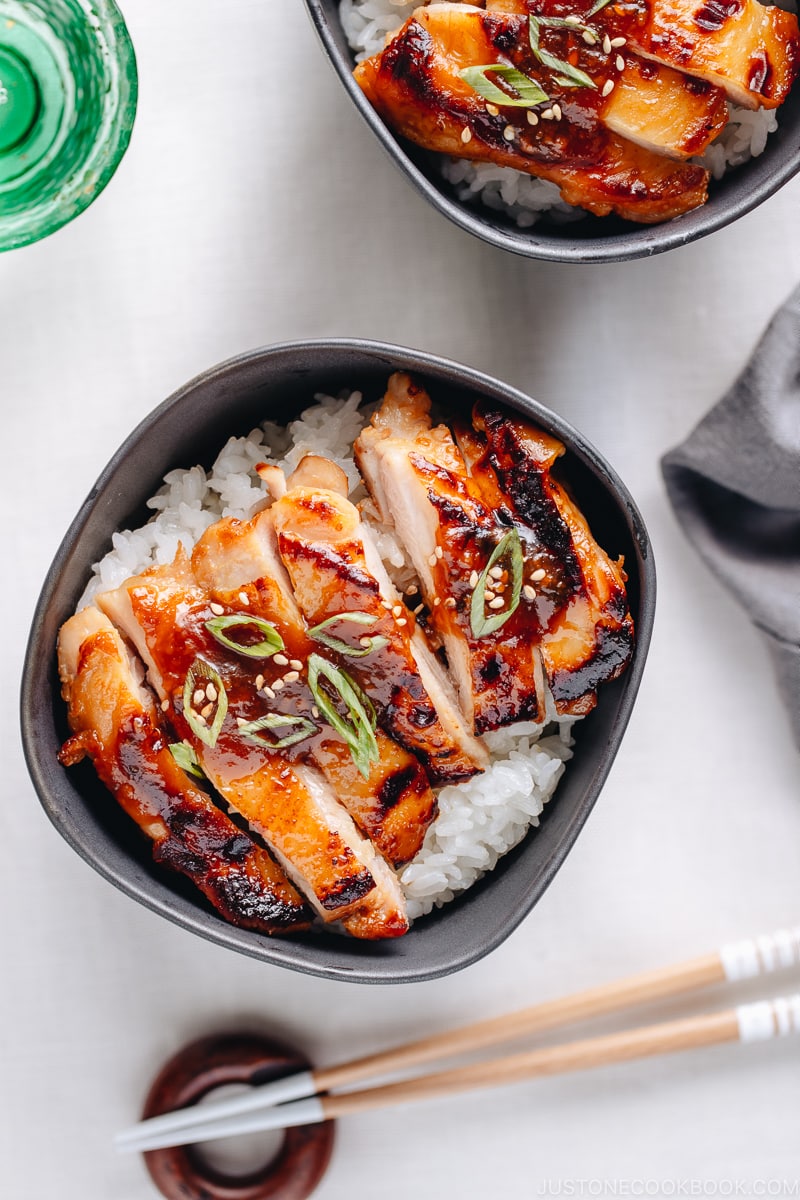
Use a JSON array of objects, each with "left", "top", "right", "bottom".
[
  {"left": 532, "top": 568, "right": 547, "bottom": 581},
  {"left": 610, "top": 36, "right": 627, "bottom": 47},
  {"left": 552, "top": 103, "right": 562, "bottom": 120},
  {"left": 489, "top": 566, "right": 504, "bottom": 580},
  {"left": 289, "top": 659, "right": 303, "bottom": 671},
  {"left": 435, "top": 546, "right": 444, "bottom": 559},
  {"left": 264, "top": 686, "right": 275, "bottom": 699},
  {"left": 238, "top": 591, "right": 250, "bottom": 606},
  {"left": 461, "top": 126, "right": 473, "bottom": 144},
  {"left": 193, "top": 688, "right": 205, "bottom": 706},
  {"left": 523, "top": 585, "right": 537, "bottom": 602},
  {"left": 396, "top": 617, "right": 407, "bottom": 627},
  {"left": 526, "top": 110, "right": 539, "bottom": 126},
  {"left": 284, "top": 671, "right": 300, "bottom": 683},
  {"left": 196, "top": 713, "right": 207, "bottom": 726},
  {"left": 413, "top": 604, "right": 424, "bottom": 615},
  {"left": 360, "top": 637, "right": 372, "bottom": 647},
  {"left": 312, "top": 705, "right": 320, "bottom": 719},
  {"left": 428, "top": 554, "right": 438, "bottom": 567},
  {"left": 381, "top": 600, "right": 393, "bottom": 610},
  {"left": 602, "top": 34, "right": 612, "bottom": 53},
  {"left": 445, "top": 597, "right": 457, "bottom": 609},
  {"left": 273, "top": 654, "right": 289, "bottom": 667},
  {"left": 206, "top": 683, "right": 217, "bottom": 702},
  {"left": 469, "top": 570, "right": 479, "bottom": 587},
  {"left": 236, "top": 717, "right": 247, "bottom": 727},
  {"left": 200, "top": 702, "right": 214, "bottom": 719},
  {"left": 564, "top": 13, "right": 582, "bottom": 24},
  {"left": 272, "top": 679, "right": 285, "bottom": 691},
  {"left": 488, "top": 597, "right": 505, "bottom": 610},
  {"left": 503, "top": 124, "right": 515, "bottom": 141},
  {"left": 484, "top": 590, "right": 497, "bottom": 602},
  {"left": 209, "top": 602, "right": 224, "bottom": 616},
  {"left": 255, "top": 674, "right": 265, "bottom": 690},
  {"left": 161, "top": 699, "right": 170, "bottom": 712},
  {"left": 486, "top": 102, "right": 499, "bottom": 116},
  {"left": 406, "top": 584, "right": 418, "bottom": 596},
  {"left": 616, "top": 54, "right": 625, "bottom": 70},
  {"left": 392, "top": 604, "right": 403, "bottom": 617},
  {"left": 602, "top": 78, "right": 615, "bottom": 95},
  {"left": 541, "top": 108, "right": 555, "bottom": 120},
  {"left": 433, "top": 597, "right": 442, "bottom": 607},
  {"left": 582, "top": 30, "right": 597, "bottom": 44}
]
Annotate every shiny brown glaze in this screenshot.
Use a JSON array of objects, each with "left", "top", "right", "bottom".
[
  {"left": 57, "top": 608, "right": 310, "bottom": 934},
  {"left": 354, "top": 5, "right": 710, "bottom": 221},
  {"left": 470, "top": 405, "right": 634, "bottom": 715},
  {"left": 192, "top": 509, "right": 444, "bottom": 868},
  {"left": 489, "top": 0, "right": 800, "bottom": 108},
  {"left": 272, "top": 480, "right": 484, "bottom": 786},
  {"left": 97, "top": 562, "right": 409, "bottom": 938}
]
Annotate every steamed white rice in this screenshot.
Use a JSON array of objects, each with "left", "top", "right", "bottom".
[
  {"left": 340, "top": 0, "right": 781, "bottom": 227},
  {"left": 80, "top": 393, "right": 576, "bottom": 922}
]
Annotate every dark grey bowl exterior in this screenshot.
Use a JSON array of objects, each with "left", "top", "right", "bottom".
[
  {"left": 21, "top": 341, "right": 655, "bottom": 983},
  {"left": 303, "top": 0, "right": 800, "bottom": 263}
]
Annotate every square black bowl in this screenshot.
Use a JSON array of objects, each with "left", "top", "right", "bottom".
[
  {"left": 20, "top": 340, "right": 655, "bottom": 983},
  {"left": 303, "top": 0, "right": 800, "bottom": 263}
]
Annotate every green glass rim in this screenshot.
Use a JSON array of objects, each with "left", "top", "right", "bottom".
[{"left": 0, "top": 0, "right": 139, "bottom": 252}]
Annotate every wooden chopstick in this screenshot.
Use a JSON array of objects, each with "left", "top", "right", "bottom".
[
  {"left": 115, "top": 924, "right": 800, "bottom": 1153},
  {"left": 120, "top": 992, "right": 800, "bottom": 1151}
]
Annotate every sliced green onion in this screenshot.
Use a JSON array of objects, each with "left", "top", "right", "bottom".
[
  {"left": 183, "top": 659, "right": 228, "bottom": 748},
  {"left": 470, "top": 528, "right": 525, "bottom": 639},
  {"left": 308, "top": 611, "right": 389, "bottom": 658},
  {"left": 529, "top": 16, "right": 597, "bottom": 89},
  {"left": 205, "top": 612, "right": 284, "bottom": 659},
  {"left": 238, "top": 713, "right": 318, "bottom": 750},
  {"left": 460, "top": 64, "right": 549, "bottom": 108},
  {"left": 587, "top": 0, "right": 614, "bottom": 15},
  {"left": 168, "top": 740, "right": 205, "bottom": 780},
  {"left": 307, "top": 653, "right": 379, "bottom": 779}
]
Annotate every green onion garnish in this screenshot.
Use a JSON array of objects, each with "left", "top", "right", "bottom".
[
  {"left": 205, "top": 612, "right": 284, "bottom": 659},
  {"left": 307, "top": 653, "right": 379, "bottom": 779},
  {"left": 238, "top": 713, "right": 318, "bottom": 750},
  {"left": 529, "top": 16, "right": 597, "bottom": 89},
  {"left": 470, "top": 528, "right": 525, "bottom": 639},
  {"left": 308, "top": 611, "right": 389, "bottom": 658},
  {"left": 182, "top": 659, "right": 228, "bottom": 748},
  {"left": 460, "top": 64, "right": 549, "bottom": 108},
  {"left": 168, "top": 740, "right": 205, "bottom": 780},
  {"left": 586, "top": 0, "right": 614, "bottom": 15}
]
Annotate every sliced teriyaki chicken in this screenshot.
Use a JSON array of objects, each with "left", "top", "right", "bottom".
[
  {"left": 487, "top": 0, "right": 800, "bottom": 109},
  {"left": 457, "top": 406, "right": 634, "bottom": 715},
  {"left": 57, "top": 606, "right": 311, "bottom": 934},
  {"left": 191, "top": 503, "right": 442, "bottom": 867},
  {"left": 354, "top": 5, "right": 711, "bottom": 220},
  {"left": 355, "top": 374, "right": 548, "bottom": 735},
  {"left": 95, "top": 557, "right": 408, "bottom": 938},
  {"left": 268, "top": 453, "right": 487, "bottom": 784}
]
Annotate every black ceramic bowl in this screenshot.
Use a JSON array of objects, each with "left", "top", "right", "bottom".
[
  {"left": 303, "top": 0, "right": 800, "bottom": 263},
  {"left": 21, "top": 340, "right": 655, "bottom": 983}
]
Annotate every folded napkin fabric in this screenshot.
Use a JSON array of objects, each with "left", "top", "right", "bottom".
[{"left": 662, "top": 285, "right": 800, "bottom": 750}]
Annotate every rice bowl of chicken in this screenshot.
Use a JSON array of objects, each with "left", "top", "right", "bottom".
[{"left": 21, "top": 341, "right": 655, "bottom": 983}]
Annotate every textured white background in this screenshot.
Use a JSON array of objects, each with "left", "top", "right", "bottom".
[{"left": 2, "top": 3, "right": 800, "bottom": 1197}]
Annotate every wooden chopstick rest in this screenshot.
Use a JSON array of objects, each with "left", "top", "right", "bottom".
[{"left": 140, "top": 1033, "right": 335, "bottom": 1200}]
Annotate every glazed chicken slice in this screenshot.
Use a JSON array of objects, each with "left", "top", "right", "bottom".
[
  {"left": 487, "top": 0, "right": 800, "bottom": 109},
  {"left": 57, "top": 606, "right": 311, "bottom": 934},
  {"left": 191, "top": 503, "right": 441, "bottom": 866},
  {"left": 458, "top": 407, "right": 634, "bottom": 715},
  {"left": 354, "top": 5, "right": 711, "bottom": 220},
  {"left": 268, "top": 453, "right": 486, "bottom": 784},
  {"left": 355, "top": 374, "right": 547, "bottom": 734},
  {"left": 96, "top": 558, "right": 408, "bottom": 938}
]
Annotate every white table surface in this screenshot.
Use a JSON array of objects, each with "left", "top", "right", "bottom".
[{"left": 3, "top": 3, "right": 799, "bottom": 1196}]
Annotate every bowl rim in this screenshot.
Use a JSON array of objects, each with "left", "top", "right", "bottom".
[
  {"left": 20, "top": 338, "right": 656, "bottom": 982},
  {"left": 302, "top": 0, "right": 800, "bottom": 264}
]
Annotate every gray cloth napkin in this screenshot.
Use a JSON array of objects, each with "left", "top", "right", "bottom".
[{"left": 662, "top": 286, "right": 800, "bottom": 751}]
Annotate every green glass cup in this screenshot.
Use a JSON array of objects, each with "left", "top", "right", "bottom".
[{"left": 0, "top": 0, "right": 137, "bottom": 251}]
